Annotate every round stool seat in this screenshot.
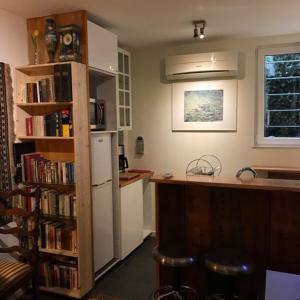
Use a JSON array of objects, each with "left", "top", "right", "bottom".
[
  {"left": 205, "top": 248, "right": 254, "bottom": 276},
  {"left": 153, "top": 245, "right": 197, "bottom": 268}
]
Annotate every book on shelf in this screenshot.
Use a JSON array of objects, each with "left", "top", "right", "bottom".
[
  {"left": 24, "top": 109, "right": 73, "bottom": 137},
  {"left": 54, "top": 64, "right": 72, "bottom": 102},
  {"left": 13, "top": 141, "right": 35, "bottom": 183},
  {"left": 40, "top": 261, "right": 78, "bottom": 290},
  {"left": 22, "top": 77, "right": 55, "bottom": 103},
  {"left": 41, "top": 191, "right": 77, "bottom": 218},
  {"left": 21, "top": 152, "right": 75, "bottom": 184}
]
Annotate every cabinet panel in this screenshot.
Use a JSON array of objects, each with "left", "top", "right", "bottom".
[
  {"left": 120, "top": 180, "right": 143, "bottom": 259},
  {"left": 88, "top": 21, "right": 117, "bottom": 74},
  {"left": 91, "top": 133, "right": 112, "bottom": 185},
  {"left": 92, "top": 181, "right": 114, "bottom": 272}
]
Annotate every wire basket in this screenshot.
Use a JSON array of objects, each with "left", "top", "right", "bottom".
[{"left": 186, "top": 155, "right": 222, "bottom": 176}]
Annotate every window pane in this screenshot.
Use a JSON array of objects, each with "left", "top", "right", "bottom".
[
  {"left": 125, "top": 108, "right": 130, "bottom": 126},
  {"left": 125, "top": 76, "right": 129, "bottom": 90},
  {"left": 119, "top": 74, "right": 124, "bottom": 90},
  {"left": 125, "top": 92, "right": 130, "bottom": 106},
  {"left": 119, "top": 91, "right": 124, "bottom": 106},
  {"left": 120, "top": 108, "right": 125, "bottom": 126},
  {"left": 124, "top": 55, "right": 129, "bottom": 74},
  {"left": 118, "top": 52, "right": 123, "bottom": 73},
  {"left": 264, "top": 52, "right": 300, "bottom": 138}
]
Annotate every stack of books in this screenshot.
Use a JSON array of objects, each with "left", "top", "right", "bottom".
[
  {"left": 41, "top": 191, "right": 77, "bottom": 218},
  {"left": 21, "top": 77, "right": 55, "bottom": 103},
  {"left": 40, "top": 222, "right": 77, "bottom": 252},
  {"left": 21, "top": 153, "right": 75, "bottom": 184},
  {"left": 40, "top": 261, "right": 78, "bottom": 289},
  {"left": 25, "top": 109, "right": 73, "bottom": 137}
]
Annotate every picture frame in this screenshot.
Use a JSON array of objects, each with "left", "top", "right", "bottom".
[{"left": 172, "top": 80, "right": 237, "bottom": 131}]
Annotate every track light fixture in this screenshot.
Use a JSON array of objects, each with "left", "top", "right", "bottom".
[{"left": 193, "top": 20, "right": 206, "bottom": 39}]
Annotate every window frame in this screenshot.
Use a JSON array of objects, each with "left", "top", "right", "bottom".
[{"left": 256, "top": 43, "right": 300, "bottom": 147}]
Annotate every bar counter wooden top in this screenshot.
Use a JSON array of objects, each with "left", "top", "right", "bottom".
[
  {"left": 152, "top": 173, "right": 300, "bottom": 299},
  {"left": 151, "top": 174, "right": 300, "bottom": 192}
]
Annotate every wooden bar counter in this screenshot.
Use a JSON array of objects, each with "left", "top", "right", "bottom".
[{"left": 150, "top": 175, "right": 300, "bottom": 299}]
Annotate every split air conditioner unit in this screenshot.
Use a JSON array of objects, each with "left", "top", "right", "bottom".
[{"left": 165, "top": 51, "right": 239, "bottom": 80}]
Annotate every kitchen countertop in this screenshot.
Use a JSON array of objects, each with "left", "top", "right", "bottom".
[
  {"left": 119, "top": 171, "right": 154, "bottom": 188},
  {"left": 150, "top": 174, "right": 300, "bottom": 192}
]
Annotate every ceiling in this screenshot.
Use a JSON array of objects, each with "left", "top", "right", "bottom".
[{"left": 1, "top": 0, "right": 300, "bottom": 49}]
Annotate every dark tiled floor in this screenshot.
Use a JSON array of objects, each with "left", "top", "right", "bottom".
[
  {"left": 20, "top": 236, "right": 156, "bottom": 300},
  {"left": 90, "top": 236, "right": 156, "bottom": 300}
]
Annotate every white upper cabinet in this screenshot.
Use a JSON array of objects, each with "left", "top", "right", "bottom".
[{"left": 88, "top": 20, "right": 118, "bottom": 74}]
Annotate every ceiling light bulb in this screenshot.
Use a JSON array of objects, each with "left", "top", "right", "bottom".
[{"left": 199, "top": 27, "right": 205, "bottom": 39}]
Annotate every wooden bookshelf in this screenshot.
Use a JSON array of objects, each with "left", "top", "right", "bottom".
[{"left": 15, "top": 62, "right": 93, "bottom": 298}]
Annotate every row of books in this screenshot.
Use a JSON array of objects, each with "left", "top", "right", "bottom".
[
  {"left": 22, "top": 78, "right": 54, "bottom": 103},
  {"left": 21, "top": 153, "right": 75, "bottom": 184},
  {"left": 41, "top": 191, "right": 77, "bottom": 218},
  {"left": 40, "top": 261, "right": 78, "bottom": 290},
  {"left": 25, "top": 109, "right": 73, "bottom": 137},
  {"left": 40, "top": 221, "right": 77, "bottom": 252},
  {"left": 20, "top": 64, "right": 72, "bottom": 103}
]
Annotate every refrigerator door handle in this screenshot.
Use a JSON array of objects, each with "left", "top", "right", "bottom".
[{"left": 92, "top": 179, "right": 112, "bottom": 187}]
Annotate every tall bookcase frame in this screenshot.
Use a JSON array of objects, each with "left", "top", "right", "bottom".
[{"left": 14, "top": 62, "right": 93, "bottom": 298}]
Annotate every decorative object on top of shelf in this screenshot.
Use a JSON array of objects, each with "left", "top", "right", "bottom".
[
  {"left": 44, "top": 19, "right": 57, "bottom": 63},
  {"left": 31, "top": 29, "right": 40, "bottom": 64},
  {"left": 58, "top": 25, "right": 81, "bottom": 62},
  {"left": 193, "top": 20, "right": 206, "bottom": 39},
  {"left": 236, "top": 167, "right": 257, "bottom": 182},
  {"left": 172, "top": 80, "right": 237, "bottom": 131},
  {"left": 186, "top": 154, "right": 222, "bottom": 176},
  {"left": 135, "top": 136, "right": 144, "bottom": 155}
]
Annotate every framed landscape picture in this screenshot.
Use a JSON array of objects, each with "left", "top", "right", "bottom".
[{"left": 172, "top": 80, "right": 237, "bottom": 131}]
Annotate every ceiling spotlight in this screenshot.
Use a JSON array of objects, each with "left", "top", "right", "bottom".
[
  {"left": 199, "top": 27, "right": 205, "bottom": 39},
  {"left": 193, "top": 20, "right": 206, "bottom": 40}
]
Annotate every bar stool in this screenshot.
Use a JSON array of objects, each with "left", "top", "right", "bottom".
[
  {"left": 204, "top": 248, "right": 254, "bottom": 300},
  {"left": 152, "top": 244, "right": 199, "bottom": 300}
]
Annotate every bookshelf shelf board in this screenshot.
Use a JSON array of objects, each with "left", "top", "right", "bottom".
[
  {"left": 41, "top": 214, "right": 76, "bottom": 224},
  {"left": 40, "top": 286, "right": 80, "bottom": 297},
  {"left": 18, "top": 136, "right": 74, "bottom": 141},
  {"left": 24, "top": 183, "right": 75, "bottom": 193},
  {"left": 16, "top": 102, "right": 73, "bottom": 115},
  {"left": 16, "top": 62, "right": 78, "bottom": 76},
  {"left": 39, "top": 248, "right": 78, "bottom": 257}
]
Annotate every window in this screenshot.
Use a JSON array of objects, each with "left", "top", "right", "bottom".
[{"left": 256, "top": 44, "right": 300, "bottom": 146}]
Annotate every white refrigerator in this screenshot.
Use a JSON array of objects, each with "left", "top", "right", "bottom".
[{"left": 91, "top": 133, "right": 114, "bottom": 273}]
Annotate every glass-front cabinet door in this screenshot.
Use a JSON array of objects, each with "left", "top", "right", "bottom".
[{"left": 118, "top": 48, "right": 132, "bottom": 130}]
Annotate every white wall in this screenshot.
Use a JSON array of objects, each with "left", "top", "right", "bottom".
[
  {"left": 0, "top": 7, "right": 27, "bottom": 262},
  {"left": 0, "top": 9, "right": 28, "bottom": 65},
  {"left": 126, "top": 33, "right": 300, "bottom": 177}
]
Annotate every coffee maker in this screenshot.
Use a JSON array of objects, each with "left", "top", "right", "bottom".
[{"left": 118, "top": 145, "right": 128, "bottom": 172}]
